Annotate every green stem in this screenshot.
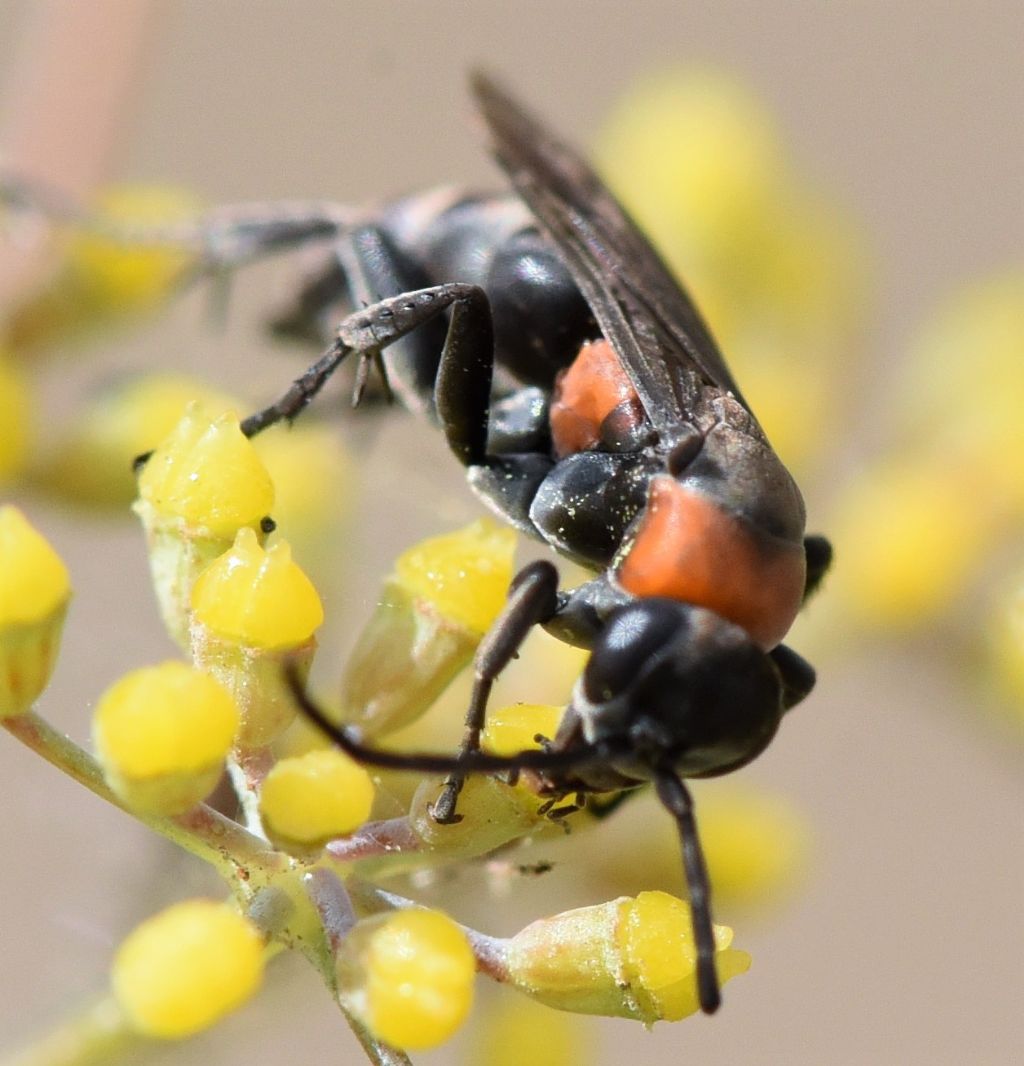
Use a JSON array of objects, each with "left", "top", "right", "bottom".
[
  {"left": 3, "top": 711, "right": 281, "bottom": 886},
  {"left": 2, "top": 996, "right": 139, "bottom": 1066}
]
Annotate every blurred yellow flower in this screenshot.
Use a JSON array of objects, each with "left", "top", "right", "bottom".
[
  {"left": 4, "top": 184, "right": 200, "bottom": 353},
  {"left": 38, "top": 373, "right": 239, "bottom": 507},
  {"left": 595, "top": 67, "right": 868, "bottom": 470},
  {"left": 0, "top": 349, "right": 31, "bottom": 485}
]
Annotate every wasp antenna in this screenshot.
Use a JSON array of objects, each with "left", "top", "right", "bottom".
[
  {"left": 654, "top": 770, "right": 721, "bottom": 1015},
  {"left": 283, "top": 661, "right": 622, "bottom": 777}
]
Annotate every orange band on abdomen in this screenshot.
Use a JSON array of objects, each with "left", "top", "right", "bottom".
[
  {"left": 549, "top": 339, "right": 644, "bottom": 457},
  {"left": 616, "top": 476, "right": 806, "bottom": 649}
]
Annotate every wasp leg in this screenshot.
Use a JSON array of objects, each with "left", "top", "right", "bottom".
[
  {"left": 769, "top": 643, "right": 816, "bottom": 711},
  {"left": 1, "top": 175, "right": 348, "bottom": 274},
  {"left": 271, "top": 224, "right": 447, "bottom": 413},
  {"left": 653, "top": 769, "right": 720, "bottom": 1015},
  {"left": 287, "top": 660, "right": 621, "bottom": 777},
  {"left": 240, "top": 282, "right": 492, "bottom": 438},
  {"left": 802, "top": 534, "right": 833, "bottom": 601},
  {"left": 430, "top": 560, "right": 560, "bottom": 824}
]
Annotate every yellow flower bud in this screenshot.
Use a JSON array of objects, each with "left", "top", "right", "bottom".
[
  {"left": 260, "top": 748, "right": 375, "bottom": 850},
  {"left": 0, "top": 507, "right": 71, "bottom": 717},
  {"left": 481, "top": 703, "right": 565, "bottom": 813},
  {"left": 134, "top": 405, "right": 274, "bottom": 647},
  {"left": 137, "top": 406, "right": 274, "bottom": 539},
  {"left": 341, "top": 520, "right": 516, "bottom": 736},
  {"left": 111, "top": 900, "right": 264, "bottom": 1039},
  {"left": 394, "top": 519, "right": 517, "bottom": 635},
  {"left": 617, "top": 891, "right": 749, "bottom": 1022},
  {"left": 41, "top": 373, "right": 239, "bottom": 508},
  {"left": 828, "top": 460, "right": 990, "bottom": 630},
  {"left": 408, "top": 775, "right": 556, "bottom": 862},
  {"left": 339, "top": 909, "right": 475, "bottom": 1050},
  {"left": 0, "top": 351, "right": 31, "bottom": 486},
  {"left": 482, "top": 703, "right": 564, "bottom": 757},
  {"left": 471, "top": 996, "right": 591, "bottom": 1066},
  {"left": 192, "top": 528, "right": 323, "bottom": 649},
  {"left": 505, "top": 892, "right": 748, "bottom": 1024},
  {"left": 92, "top": 661, "right": 239, "bottom": 814},
  {"left": 190, "top": 528, "right": 322, "bottom": 748},
  {"left": 252, "top": 423, "right": 355, "bottom": 555},
  {"left": 69, "top": 186, "right": 198, "bottom": 307},
  {"left": 4, "top": 184, "right": 199, "bottom": 353},
  {"left": 984, "top": 570, "right": 1024, "bottom": 722}
]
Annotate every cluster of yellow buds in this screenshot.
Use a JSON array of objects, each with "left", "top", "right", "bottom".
[
  {"left": 1, "top": 406, "right": 762, "bottom": 1060},
  {"left": 133, "top": 404, "right": 275, "bottom": 647},
  {"left": 1, "top": 89, "right": 885, "bottom": 1060}
]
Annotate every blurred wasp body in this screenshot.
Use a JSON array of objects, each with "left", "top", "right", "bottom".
[{"left": 3, "top": 73, "right": 831, "bottom": 1013}]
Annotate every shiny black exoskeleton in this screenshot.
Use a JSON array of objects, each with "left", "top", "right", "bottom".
[
  {"left": 235, "top": 75, "right": 834, "bottom": 1014},
  {"left": 3, "top": 73, "right": 832, "bottom": 1013}
]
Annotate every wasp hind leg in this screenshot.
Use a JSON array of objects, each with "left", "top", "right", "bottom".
[
  {"left": 1, "top": 175, "right": 349, "bottom": 282},
  {"left": 430, "top": 559, "right": 560, "bottom": 824}
]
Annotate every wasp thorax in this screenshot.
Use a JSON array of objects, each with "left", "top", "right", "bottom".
[{"left": 580, "top": 600, "right": 784, "bottom": 778}]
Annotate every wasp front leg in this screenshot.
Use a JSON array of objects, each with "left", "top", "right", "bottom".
[
  {"left": 430, "top": 559, "right": 560, "bottom": 823},
  {"left": 269, "top": 223, "right": 448, "bottom": 414},
  {"left": 239, "top": 282, "right": 495, "bottom": 438}
]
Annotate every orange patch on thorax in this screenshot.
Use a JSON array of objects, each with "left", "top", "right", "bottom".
[
  {"left": 616, "top": 475, "right": 806, "bottom": 649},
  {"left": 549, "top": 339, "right": 645, "bottom": 457}
]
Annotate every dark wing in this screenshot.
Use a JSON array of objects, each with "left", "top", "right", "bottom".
[{"left": 471, "top": 70, "right": 754, "bottom": 436}]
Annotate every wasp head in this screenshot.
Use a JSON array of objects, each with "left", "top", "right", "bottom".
[{"left": 571, "top": 599, "right": 786, "bottom": 782}]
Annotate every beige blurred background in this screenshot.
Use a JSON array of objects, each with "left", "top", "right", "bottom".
[{"left": 1, "top": 2, "right": 1021, "bottom": 1065}]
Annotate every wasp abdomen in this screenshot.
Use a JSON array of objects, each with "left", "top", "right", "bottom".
[
  {"left": 615, "top": 475, "right": 806, "bottom": 649},
  {"left": 549, "top": 339, "right": 652, "bottom": 457}
]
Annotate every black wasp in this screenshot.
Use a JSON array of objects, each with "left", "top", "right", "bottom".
[{"left": 8, "top": 72, "right": 833, "bottom": 1013}]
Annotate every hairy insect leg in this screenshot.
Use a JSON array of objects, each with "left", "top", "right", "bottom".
[
  {"left": 239, "top": 282, "right": 492, "bottom": 438},
  {"left": 431, "top": 559, "right": 561, "bottom": 824},
  {"left": 278, "top": 224, "right": 447, "bottom": 413},
  {"left": 0, "top": 174, "right": 349, "bottom": 269},
  {"left": 653, "top": 769, "right": 721, "bottom": 1015}
]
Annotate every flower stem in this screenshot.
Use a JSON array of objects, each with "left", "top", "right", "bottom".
[
  {"left": 2, "top": 996, "right": 138, "bottom": 1066},
  {"left": 3, "top": 711, "right": 280, "bottom": 885}
]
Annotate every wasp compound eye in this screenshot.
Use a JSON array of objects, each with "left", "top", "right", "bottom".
[{"left": 582, "top": 600, "right": 688, "bottom": 703}]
